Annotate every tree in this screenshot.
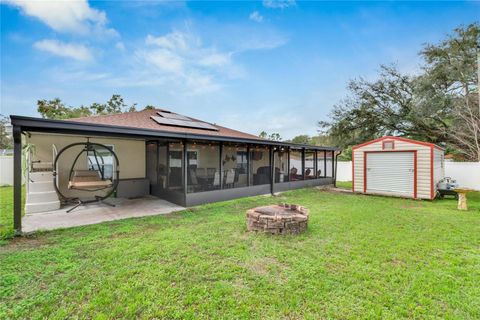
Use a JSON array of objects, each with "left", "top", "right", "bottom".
[
  {"left": 320, "top": 23, "right": 479, "bottom": 161},
  {"left": 259, "top": 131, "right": 282, "bottom": 141},
  {"left": 38, "top": 94, "right": 138, "bottom": 120},
  {"left": 37, "top": 98, "right": 92, "bottom": 119},
  {"left": 0, "top": 115, "right": 13, "bottom": 150},
  {"left": 418, "top": 23, "right": 479, "bottom": 161},
  {"left": 288, "top": 135, "right": 312, "bottom": 144}
]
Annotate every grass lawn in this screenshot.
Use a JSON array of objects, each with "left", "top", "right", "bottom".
[
  {"left": 1, "top": 187, "right": 479, "bottom": 319},
  {"left": 0, "top": 186, "right": 25, "bottom": 240},
  {"left": 335, "top": 181, "right": 352, "bottom": 190}
]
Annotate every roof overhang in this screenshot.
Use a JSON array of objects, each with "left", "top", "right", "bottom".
[{"left": 10, "top": 115, "right": 340, "bottom": 151}]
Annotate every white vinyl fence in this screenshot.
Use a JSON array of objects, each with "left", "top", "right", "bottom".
[
  {"left": 336, "top": 161, "right": 480, "bottom": 191},
  {"left": 0, "top": 156, "right": 14, "bottom": 186}
]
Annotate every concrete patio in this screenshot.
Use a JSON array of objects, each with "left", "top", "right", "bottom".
[{"left": 22, "top": 196, "right": 185, "bottom": 233}]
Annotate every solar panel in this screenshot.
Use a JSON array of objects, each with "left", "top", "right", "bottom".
[
  {"left": 157, "top": 111, "right": 191, "bottom": 121},
  {"left": 151, "top": 116, "right": 219, "bottom": 131}
]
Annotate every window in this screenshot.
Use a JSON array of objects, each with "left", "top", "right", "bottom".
[
  {"left": 87, "top": 144, "right": 114, "bottom": 180},
  {"left": 304, "top": 151, "right": 315, "bottom": 179},
  {"left": 289, "top": 150, "right": 303, "bottom": 181},
  {"left": 187, "top": 142, "right": 220, "bottom": 193},
  {"left": 250, "top": 146, "right": 270, "bottom": 185}
]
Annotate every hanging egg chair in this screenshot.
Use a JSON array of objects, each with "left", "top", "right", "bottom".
[{"left": 53, "top": 139, "right": 120, "bottom": 213}]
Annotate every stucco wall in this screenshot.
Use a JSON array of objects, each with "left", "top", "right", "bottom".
[
  {"left": 27, "top": 133, "right": 145, "bottom": 198},
  {"left": 353, "top": 140, "right": 435, "bottom": 199}
]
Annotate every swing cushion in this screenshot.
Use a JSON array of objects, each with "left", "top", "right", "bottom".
[
  {"left": 74, "top": 170, "right": 101, "bottom": 177},
  {"left": 68, "top": 170, "right": 112, "bottom": 190}
]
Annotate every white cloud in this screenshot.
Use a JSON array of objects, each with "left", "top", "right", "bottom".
[
  {"left": 198, "top": 53, "right": 231, "bottom": 67},
  {"left": 135, "top": 30, "right": 237, "bottom": 94},
  {"left": 145, "top": 32, "right": 192, "bottom": 52},
  {"left": 249, "top": 11, "right": 264, "bottom": 22},
  {"left": 263, "top": 0, "right": 296, "bottom": 9},
  {"left": 4, "top": 0, "right": 116, "bottom": 36},
  {"left": 115, "top": 41, "right": 126, "bottom": 51},
  {"left": 141, "top": 48, "right": 184, "bottom": 74},
  {"left": 34, "top": 39, "right": 93, "bottom": 61}
]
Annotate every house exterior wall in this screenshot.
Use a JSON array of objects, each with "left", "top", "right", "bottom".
[
  {"left": 27, "top": 133, "right": 145, "bottom": 198},
  {"left": 353, "top": 139, "right": 434, "bottom": 199}
]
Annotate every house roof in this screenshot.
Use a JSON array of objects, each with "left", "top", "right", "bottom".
[
  {"left": 10, "top": 109, "right": 339, "bottom": 151},
  {"left": 352, "top": 136, "right": 444, "bottom": 151},
  {"left": 68, "top": 108, "right": 262, "bottom": 141}
]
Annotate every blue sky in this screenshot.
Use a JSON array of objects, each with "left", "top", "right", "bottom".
[{"left": 1, "top": 1, "right": 478, "bottom": 138}]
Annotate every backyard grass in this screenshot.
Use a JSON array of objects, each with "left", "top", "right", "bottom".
[
  {"left": 1, "top": 187, "right": 479, "bottom": 319},
  {"left": 0, "top": 186, "right": 24, "bottom": 240}
]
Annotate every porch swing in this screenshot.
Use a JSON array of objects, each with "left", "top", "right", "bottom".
[{"left": 53, "top": 139, "right": 120, "bottom": 213}]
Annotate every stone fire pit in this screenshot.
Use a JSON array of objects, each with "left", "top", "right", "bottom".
[{"left": 246, "top": 204, "right": 309, "bottom": 234}]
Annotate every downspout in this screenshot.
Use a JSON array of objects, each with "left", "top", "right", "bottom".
[{"left": 334, "top": 149, "right": 342, "bottom": 188}]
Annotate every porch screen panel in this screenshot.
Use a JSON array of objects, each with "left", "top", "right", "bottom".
[
  {"left": 250, "top": 146, "right": 270, "bottom": 185},
  {"left": 289, "top": 150, "right": 303, "bottom": 181},
  {"left": 316, "top": 151, "right": 325, "bottom": 178},
  {"left": 274, "top": 149, "right": 289, "bottom": 183},
  {"left": 168, "top": 142, "right": 183, "bottom": 191},
  {"left": 222, "top": 145, "right": 248, "bottom": 189},
  {"left": 304, "top": 151, "right": 315, "bottom": 180},
  {"left": 186, "top": 142, "right": 220, "bottom": 193},
  {"left": 325, "top": 151, "right": 333, "bottom": 177},
  {"left": 146, "top": 142, "right": 158, "bottom": 186}
]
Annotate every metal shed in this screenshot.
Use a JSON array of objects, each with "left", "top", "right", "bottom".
[{"left": 352, "top": 136, "right": 444, "bottom": 200}]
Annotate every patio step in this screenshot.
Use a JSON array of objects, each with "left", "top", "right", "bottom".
[
  {"left": 26, "top": 191, "right": 59, "bottom": 203},
  {"left": 29, "top": 181, "right": 56, "bottom": 193},
  {"left": 29, "top": 171, "right": 54, "bottom": 183},
  {"left": 25, "top": 200, "right": 60, "bottom": 214},
  {"left": 26, "top": 170, "right": 60, "bottom": 214}
]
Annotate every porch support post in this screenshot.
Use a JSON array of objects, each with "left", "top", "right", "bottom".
[
  {"left": 314, "top": 150, "right": 318, "bottom": 179},
  {"left": 247, "top": 145, "right": 251, "bottom": 186},
  {"left": 13, "top": 125, "right": 22, "bottom": 235},
  {"left": 269, "top": 145, "right": 274, "bottom": 195}
]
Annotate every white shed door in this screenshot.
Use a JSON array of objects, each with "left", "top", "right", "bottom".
[{"left": 366, "top": 152, "right": 414, "bottom": 196}]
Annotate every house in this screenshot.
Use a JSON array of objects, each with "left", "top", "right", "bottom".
[
  {"left": 10, "top": 109, "right": 340, "bottom": 233},
  {"left": 352, "top": 136, "right": 445, "bottom": 199}
]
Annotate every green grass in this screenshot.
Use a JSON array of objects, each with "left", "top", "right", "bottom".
[
  {"left": 0, "top": 186, "right": 25, "bottom": 240},
  {"left": 1, "top": 187, "right": 479, "bottom": 319},
  {"left": 335, "top": 181, "right": 352, "bottom": 190}
]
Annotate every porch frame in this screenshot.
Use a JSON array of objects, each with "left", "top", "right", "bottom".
[{"left": 10, "top": 116, "right": 340, "bottom": 234}]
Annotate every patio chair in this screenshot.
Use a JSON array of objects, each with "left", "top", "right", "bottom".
[{"left": 224, "top": 169, "right": 235, "bottom": 188}]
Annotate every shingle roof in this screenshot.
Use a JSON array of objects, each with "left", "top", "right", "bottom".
[{"left": 68, "top": 108, "right": 265, "bottom": 141}]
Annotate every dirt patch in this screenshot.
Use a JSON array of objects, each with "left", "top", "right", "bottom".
[
  {"left": 390, "top": 258, "right": 406, "bottom": 266},
  {"left": 0, "top": 233, "right": 50, "bottom": 253},
  {"left": 245, "top": 257, "right": 288, "bottom": 276}
]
